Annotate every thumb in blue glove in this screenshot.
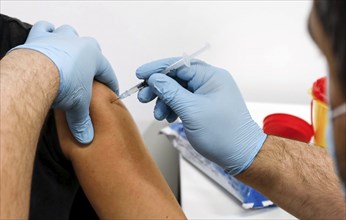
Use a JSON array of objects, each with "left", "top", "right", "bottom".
[
  {"left": 12, "top": 21, "right": 119, "bottom": 144},
  {"left": 136, "top": 58, "right": 267, "bottom": 176}
]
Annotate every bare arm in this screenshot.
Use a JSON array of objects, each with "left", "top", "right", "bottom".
[
  {"left": 0, "top": 50, "right": 59, "bottom": 218},
  {"left": 237, "top": 136, "right": 346, "bottom": 220},
  {"left": 55, "top": 81, "right": 186, "bottom": 219}
]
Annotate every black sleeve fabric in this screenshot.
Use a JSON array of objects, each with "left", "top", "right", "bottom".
[
  {"left": 0, "top": 14, "right": 31, "bottom": 59},
  {"left": 0, "top": 14, "right": 97, "bottom": 220},
  {"left": 30, "top": 111, "right": 79, "bottom": 220}
]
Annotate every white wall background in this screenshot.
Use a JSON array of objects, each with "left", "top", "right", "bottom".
[{"left": 1, "top": 0, "right": 327, "bottom": 126}]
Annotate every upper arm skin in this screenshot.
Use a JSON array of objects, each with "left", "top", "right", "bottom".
[
  {"left": 55, "top": 81, "right": 186, "bottom": 219},
  {"left": 0, "top": 50, "right": 59, "bottom": 219}
]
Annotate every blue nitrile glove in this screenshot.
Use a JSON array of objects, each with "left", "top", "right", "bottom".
[
  {"left": 136, "top": 58, "right": 267, "bottom": 175},
  {"left": 12, "top": 21, "right": 118, "bottom": 144}
]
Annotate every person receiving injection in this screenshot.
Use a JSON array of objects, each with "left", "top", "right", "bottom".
[{"left": 1, "top": 0, "right": 345, "bottom": 219}]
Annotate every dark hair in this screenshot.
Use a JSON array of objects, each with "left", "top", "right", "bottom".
[{"left": 314, "top": 0, "right": 346, "bottom": 98}]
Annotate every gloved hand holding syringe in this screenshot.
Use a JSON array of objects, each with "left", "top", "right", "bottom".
[{"left": 116, "top": 43, "right": 210, "bottom": 100}]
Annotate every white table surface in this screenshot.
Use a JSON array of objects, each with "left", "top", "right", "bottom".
[{"left": 180, "top": 101, "right": 311, "bottom": 219}]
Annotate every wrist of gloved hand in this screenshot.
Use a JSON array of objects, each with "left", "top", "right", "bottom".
[{"left": 221, "top": 124, "right": 267, "bottom": 176}]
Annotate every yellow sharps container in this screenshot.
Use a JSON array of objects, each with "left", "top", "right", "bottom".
[{"left": 311, "top": 77, "right": 328, "bottom": 148}]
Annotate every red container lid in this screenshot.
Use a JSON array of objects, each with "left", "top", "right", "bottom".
[
  {"left": 312, "top": 77, "right": 327, "bottom": 104},
  {"left": 263, "top": 113, "right": 313, "bottom": 143}
]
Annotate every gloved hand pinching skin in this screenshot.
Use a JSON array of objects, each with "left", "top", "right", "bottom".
[
  {"left": 12, "top": 21, "right": 119, "bottom": 144},
  {"left": 136, "top": 58, "right": 267, "bottom": 175}
]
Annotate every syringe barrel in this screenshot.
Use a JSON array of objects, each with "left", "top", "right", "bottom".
[
  {"left": 119, "top": 43, "right": 209, "bottom": 100},
  {"left": 161, "top": 43, "right": 210, "bottom": 75},
  {"left": 161, "top": 59, "right": 184, "bottom": 74}
]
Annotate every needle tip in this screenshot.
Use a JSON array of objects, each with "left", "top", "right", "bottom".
[{"left": 111, "top": 97, "right": 120, "bottom": 103}]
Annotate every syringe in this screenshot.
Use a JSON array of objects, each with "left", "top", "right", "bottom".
[{"left": 117, "top": 43, "right": 210, "bottom": 100}]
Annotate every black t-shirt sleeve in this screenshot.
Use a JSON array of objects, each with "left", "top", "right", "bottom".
[
  {"left": 30, "top": 111, "right": 80, "bottom": 220},
  {"left": 0, "top": 14, "right": 32, "bottom": 59}
]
